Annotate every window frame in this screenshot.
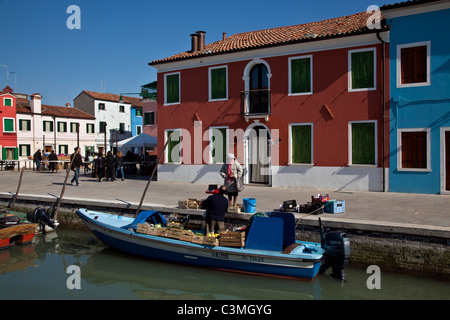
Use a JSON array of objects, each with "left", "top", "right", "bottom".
[
  {"left": 288, "top": 123, "right": 314, "bottom": 165},
  {"left": 99, "top": 121, "right": 107, "bottom": 133},
  {"left": 208, "top": 126, "right": 229, "bottom": 164},
  {"left": 19, "top": 119, "right": 31, "bottom": 131},
  {"left": 164, "top": 72, "right": 181, "bottom": 106},
  {"left": 144, "top": 111, "right": 155, "bottom": 126},
  {"left": 3, "top": 118, "right": 15, "bottom": 133},
  {"left": 43, "top": 120, "right": 54, "bottom": 133},
  {"left": 348, "top": 47, "right": 377, "bottom": 92},
  {"left": 136, "top": 125, "right": 142, "bottom": 135},
  {"left": 348, "top": 120, "right": 378, "bottom": 166},
  {"left": 3, "top": 97, "right": 13, "bottom": 107},
  {"left": 19, "top": 144, "right": 31, "bottom": 157},
  {"left": 86, "top": 123, "right": 95, "bottom": 134},
  {"left": 288, "top": 55, "right": 313, "bottom": 96},
  {"left": 98, "top": 103, "right": 106, "bottom": 110},
  {"left": 396, "top": 41, "right": 431, "bottom": 88},
  {"left": 397, "top": 128, "right": 431, "bottom": 172},
  {"left": 57, "top": 121, "right": 67, "bottom": 133},
  {"left": 209, "top": 65, "right": 228, "bottom": 101}
]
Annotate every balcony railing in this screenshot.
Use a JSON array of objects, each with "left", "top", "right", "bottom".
[{"left": 240, "top": 89, "right": 271, "bottom": 118}]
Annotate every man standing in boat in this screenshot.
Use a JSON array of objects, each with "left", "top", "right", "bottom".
[{"left": 202, "top": 185, "right": 228, "bottom": 235}]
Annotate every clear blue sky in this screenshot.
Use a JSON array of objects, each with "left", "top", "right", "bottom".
[{"left": 0, "top": 0, "right": 387, "bottom": 106}]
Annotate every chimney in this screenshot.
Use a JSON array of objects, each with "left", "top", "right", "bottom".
[
  {"left": 190, "top": 33, "right": 199, "bottom": 52},
  {"left": 30, "top": 93, "right": 42, "bottom": 114},
  {"left": 222, "top": 32, "right": 226, "bottom": 41},
  {"left": 196, "top": 31, "right": 206, "bottom": 52}
]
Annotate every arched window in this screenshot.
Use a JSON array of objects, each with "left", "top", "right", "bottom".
[{"left": 241, "top": 59, "right": 271, "bottom": 119}]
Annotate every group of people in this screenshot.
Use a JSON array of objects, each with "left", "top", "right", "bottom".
[
  {"left": 33, "top": 149, "right": 61, "bottom": 173},
  {"left": 94, "top": 150, "right": 125, "bottom": 182}
]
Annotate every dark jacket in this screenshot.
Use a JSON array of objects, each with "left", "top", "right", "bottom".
[
  {"left": 33, "top": 151, "right": 42, "bottom": 161},
  {"left": 106, "top": 155, "right": 115, "bottom": 168},
  {"left": 202, "top": 194, "right": 228, "bottom": 222},
  {"left": 70, "top": 153, "right": 82, "bottom": 169},
  {"left": 115, "top": 155, "right": 124, "bottom": 167},
  {"left": 96, "top": 156, "right": 105, "bottom": 168},
  {"left": 48, "top": 153, "right": 58, "bottom": 161}
]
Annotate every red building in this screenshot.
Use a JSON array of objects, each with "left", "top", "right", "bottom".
[
  {"left": 149, "top": 11, "right": 390, "bottom": 191},
  {"left": 0, "top": 86, "right": 18, "bottom": 160}
]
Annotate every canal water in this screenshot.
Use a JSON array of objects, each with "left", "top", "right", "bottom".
[{"left": 0, "top": 229, "right": 448, "bottom": 300}]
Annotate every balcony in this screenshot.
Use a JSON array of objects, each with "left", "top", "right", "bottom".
[{"left": 241, "top": 89, "right": 271, "bottom": 122}]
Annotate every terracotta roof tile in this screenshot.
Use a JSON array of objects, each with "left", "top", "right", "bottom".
[
  {"left": 150, "top": 11, "right": 387, "bottom": 65},
  {"left": 16, "top": 99, "right": 95, "bottom": 120},
  {"left": 83, "top": 90, "right": 143, "bottom": 107}
]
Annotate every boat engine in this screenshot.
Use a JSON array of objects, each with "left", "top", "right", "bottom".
[
  {"left": 27, "top": 207, "right": 57, "bottom": 233},
  {"left": 318, "top": 218, "right": 351, "bottom": 281}
]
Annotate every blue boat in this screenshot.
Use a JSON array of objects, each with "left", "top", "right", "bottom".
[{"left": 75, "top": 209, "right": 350, "bottom": 280}]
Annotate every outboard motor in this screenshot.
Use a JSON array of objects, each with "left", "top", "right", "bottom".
[
  {"left": 27, "top": 207, "right": 57, "bottom": 233},
  {"left": 318, "top": 218, "right": 351, "bottom": 281},
  {"left": 0, "top": 215, "right": 21, "bottom": 229}
]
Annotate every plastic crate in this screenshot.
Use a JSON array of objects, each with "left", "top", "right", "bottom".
[{"left": 324, "top": 200, "right": 345, "bottom": 213}]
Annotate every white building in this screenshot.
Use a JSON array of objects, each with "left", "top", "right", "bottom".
[
  {"left": 73, "top": 90, "right": 142, "bottom": 153},
  {"left": 16, "top": 93, "right": 96, "bottom": 161}
]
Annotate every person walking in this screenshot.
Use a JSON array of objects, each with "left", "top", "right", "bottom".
[
  {"left": 220, "top": 153, "right": 243, "bottom": 206},
  {"left": 33, "top": 149, "right": 42, "bottom": 171},
  {"left": 96, "top": 151, "right": 106, "bottom": 182},
  {"left": 202, "top": 185, "right": 229, "bottom": 235},
  {"left": 70, "top": 147, "right": 83, "bottom": 186},
  {"left": 105, "top": 151, "right": 116, "bottom": 181},
  {"left": 115, "top": 151, "right": 125, "bottom": 181}
]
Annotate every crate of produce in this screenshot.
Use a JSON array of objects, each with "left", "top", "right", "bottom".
[
  {"left": 311, "top": 194, "right": 330, "bottom": 203},
  {"left": 147, "top": 227, "right": 159, "bottom": 236},
  {"left": 228, "top": 205, "right": 241, "bottom": 213},
  {"left": 136, "top": 223, "right": 150, "bottom": 234},
  {"left": 203, "top": 236, "right": 219, "bottom": 246},
  {"left": 184, "top": 220, "right": 204, "bottom": 231},
  {"left": 192, "top": 234, "right": 205, "bottom": 244},
  {"left": 168, "top": 228, "right": 182, "bottom": 239},
  {"left": 178, "top": 200, "right": 188, "bottom": 209},
  {"left": 219, "top": 231, "right": 245, "bottom": 248},
  {"left": 187, "top": 198, "right": 199, "bottom": 209},
  {"left": 324, "top": 200, "right": 345, "bottom": 214},
  {"left": 282, "top": 200, "right": 297, "bottom": 212},
  {"left": 180, "top": 230, "right": 193, "bottom": 242},
  {"left": 167, "top": 221, "right": 183, "bottom": 229},
  {"left": 157, "top": 228, "right": 168, "bottom": 237}
]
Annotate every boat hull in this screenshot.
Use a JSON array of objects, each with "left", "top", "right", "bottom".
[
  {"left": 76, "top": 209, "right": 323, "bottom": 279},
  {"left": 0, "top": 223, "right": 38, "bottom": 249}
]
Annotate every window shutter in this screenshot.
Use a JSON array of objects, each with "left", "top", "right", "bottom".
[
  {"left": 401, "top": 131, "right": 427, "bottom": 168},
  {"left": 4, "top": 119, "right": 14, "bottom": 132},
  {"left": 291, "top": 125, "right": 312, "bottom": 164},
  {"left": 401, "top": 46, "right": 427, "bottom": 84},
  {"left": 167, "top": 130, "right": 180, "bottom": 163},
  {"left": 351, "top": 51, "right": 374, "bottom": 89},
  {"left": 166, "top": 74, "right": 180, "bottom": 104},
  {"left": 211, "top": 128, "right": 227, "bottom": 163},
  {"left": 211, "top": 68, "right": 226, "bottom": 99},
  {"left": 352, "top": 123, "right": 375, "bottom": 164},
  {"left": 13, "top": 148, "right": 18, "bottom": 160},
  {"left": 291, "top": 58, "right": 311, "bottom": 93}
]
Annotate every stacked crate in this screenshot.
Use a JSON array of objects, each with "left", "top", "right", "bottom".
[{"left": 219, "top": 231, "right": 246, "bottom": 248}]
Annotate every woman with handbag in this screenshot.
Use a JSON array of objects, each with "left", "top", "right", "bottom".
[{"left": 220, "top": 153, "right": 243, "bottom": 206}]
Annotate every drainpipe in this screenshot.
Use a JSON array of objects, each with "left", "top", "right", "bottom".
[{"left": 376, "top": 31, "right": 386, "bottom": 192}]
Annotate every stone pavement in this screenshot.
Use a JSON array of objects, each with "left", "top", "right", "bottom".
[{"left": 1, "top": 169, "right": 450, "bottom": 237}]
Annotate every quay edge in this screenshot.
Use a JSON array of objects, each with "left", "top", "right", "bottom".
[{"left": 1, "top": 192, "right": 449, "bottom": 280}]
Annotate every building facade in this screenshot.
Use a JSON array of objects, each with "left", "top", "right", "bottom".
[
  {"left": 73, "top": 90, "right": 142, "bottom": 153},
  {"left": 383, "top": 0, "right": 450, "bottom": 194},
  {"left": 149, "top": 12, "right": 390, "bottom": 191},
  {"left": 0, "top": 87, "right": 18, "bottom": 160},
  {"left": 15, "top": 93, "right": 96, "bottom": 161}
]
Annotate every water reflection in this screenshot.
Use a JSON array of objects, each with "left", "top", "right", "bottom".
[{"left": 0, "top": 230, "right": 448, "bottom": 300}]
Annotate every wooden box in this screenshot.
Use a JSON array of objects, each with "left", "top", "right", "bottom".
[
  {"left": 167, "top": 221, "right": 183, "bottom": 229},
  {"left": 178, "top": 201, "right": 188, "bottom": 209},
  {"left": 136, "top": 223, "right": 150, "bottom": 234},
  {"left": 220, "top": 231, "right": 245, "bottom": 248},
  {"left": 192, "top": 234, "right": 205, "bottom": 244},
  {"left": 157, "top": 228, "right": 168, "bottom": 237},
  {"left": 167, "top": 228, "right": 182, "bottom": 239},
  {"left": 228, "top": 205, "right": 241, "bottom": 213},
  {"left": 147, "top": 227, "right": 158, "bottom": 236},
  {"left": 180, "top": 230, "right": 193, "bottom": 242},
  {"left": 203, "top": 236, "right": 219, "bottom": 246},
  {"left": 187, "top": 198, "right": 199, "bottom": 209}
]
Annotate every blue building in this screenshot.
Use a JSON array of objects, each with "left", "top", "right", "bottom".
[
  {"left": 130, "top": 105, "right": 143, "bottom": 137},
  {"left": 383, "top": 0, "right": 450, "bottom": 194}
]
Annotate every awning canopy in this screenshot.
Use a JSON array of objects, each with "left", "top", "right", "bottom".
[{"left": 117, "top": 133, "right": 157, "bottom": 149}]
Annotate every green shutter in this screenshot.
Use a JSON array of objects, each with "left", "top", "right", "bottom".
[
  {"left": 167, "top": 130, "right": 180, "bottom": 163},
  {"left": 291, "top": 57, "right": 311, "bottom": 93},
  {"left": 211, "top": 68, "right": 227, "bottom": 100},
  {"left": 352, "top": 123, "right": 375, "bottom": 164},
  {"left": 291, "top": 125, "right": 312, "bottom": 164},
  {"left": 211, "top": 128, "right": 227, "bottom": 163},
  {"left": 2, "top": 148, "right": 6, "bottom": 160},
  {"left": 13, "top": 148, "right": 18, "bottom": 160},
  {"left": 5, "top": 98, "right": 12, "bottom": 106},
  {"left": 166, "top": 74, "right": 180, "bottom": 104},
  {"left": 4, "top": 119, "right": 14, "bottom": 132},
  {"left": 351, "top": 50, "right": 374, "bottom": 89}
]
